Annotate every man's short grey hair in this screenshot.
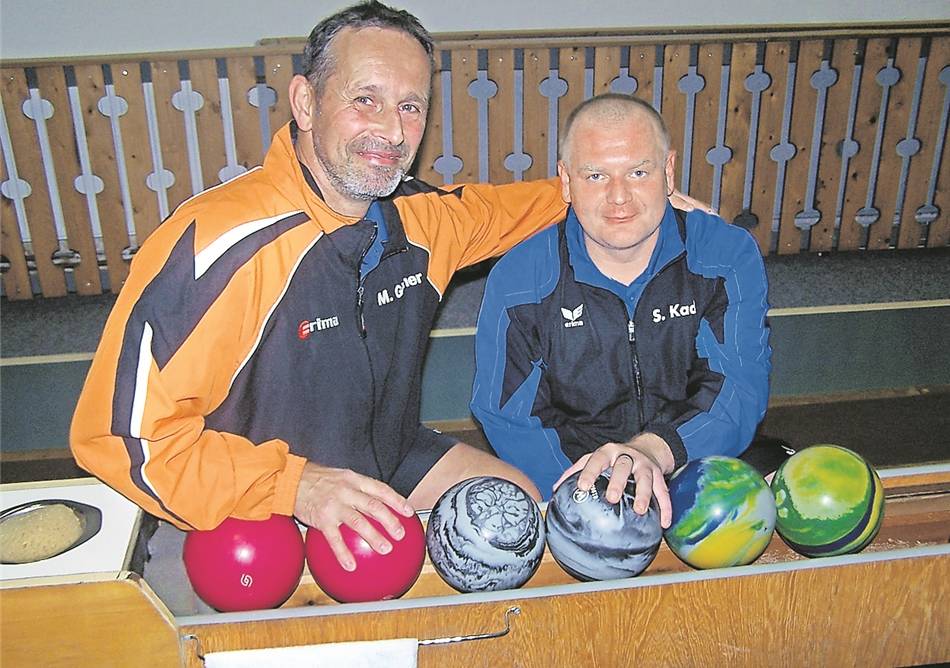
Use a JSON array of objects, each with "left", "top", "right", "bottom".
[
  {"left": 559, "top": 94, "right": 672, "bottom": 165},
  {"left": 302, "top": 1, "right": 435, "bottom": 95}
]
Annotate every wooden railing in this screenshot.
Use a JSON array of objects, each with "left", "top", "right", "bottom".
[{"left": 1, "top": 23, "right": 947, "bottom": 300}]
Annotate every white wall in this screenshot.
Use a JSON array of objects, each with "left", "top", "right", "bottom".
[{"left": 1, "top": 0, "right": 947, "bottom": 60}]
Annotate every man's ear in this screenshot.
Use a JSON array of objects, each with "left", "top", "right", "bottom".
[
  {"left": 557, "top": 161, "right": 572, "bottom": 204},
  {"left": 289, "top": 75, "right": 315, "bottom": 132}
]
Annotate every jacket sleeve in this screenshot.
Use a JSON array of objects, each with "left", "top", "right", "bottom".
[
  {"left": 470, "top": 251, "right": 572, "bottom": 500},
  {"left": 387, "top": 426, "right": 460, "bottom": 497},
  {"left": 397, "top": 178, "right": 568, "bottom": 295},
  {"left": 643, "top": 218, "right": 771, "bottom": 468},
  {"left": 69, "top": 217, "right": 306, "bottom": 530}
]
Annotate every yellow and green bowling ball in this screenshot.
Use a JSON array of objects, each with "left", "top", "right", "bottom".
[
  {"left": 770, "top": 444, "right": 884, "bottom": 558},
  {"left": 664, "top": 456, "right": 776, "bottom": 569}
]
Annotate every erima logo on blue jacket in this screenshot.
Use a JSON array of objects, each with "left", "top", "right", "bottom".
[{"left": 561, "top": 304, "right": 585, "bottom": 328}]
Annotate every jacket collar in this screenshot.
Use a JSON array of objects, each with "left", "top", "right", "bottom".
[
  {"left": 264, "top": 121, "right": 358, "bottom": 235},
  {"left": 266, "top": 121, "right": 411, "bottom": 253},
  {"left": 565, "top": 203, "right": 685, "bottom": 292}
]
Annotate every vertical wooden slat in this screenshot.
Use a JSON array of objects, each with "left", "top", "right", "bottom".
[
  {"left": 630, "top": 44, "right": 655, "bottom": 106},
  {"left": 0, "top": 136, "right": 33, "bottom": 299},
  {"left": 809, "top": 39, "right": 858, "bottom": 252},
  {"left": 719, "top": 41, "right": 757, "bottom": 224},
  {"left": 593, "top": 46, "right": 622, "bottom": 95},
  {"left": 110, "top": 61, "right": 161, "bottom": 243},
  {"left": 929, "top": 148, "right": 950, "bottom": 248},
  {"left": 148, "top": 59, "right": 191, "bottom": 213},
  {"left": 897, "top": 40, "right": 946, "bottom": 248},
  {"left": 3, "top": 67, "right": 67, "bottom": 297},
  {"left": 412, "top": 122, "right": 442, "bottom": 184},
  {"left": 828, "top": 43, "right": 866, "bottom": 252},
  {"left": 522, "top": 48, "right": 549, "bottom": 181},
  {"left": 187, "top": 58, "right": 227, "bottom": 191},
  {"left": 38, "top": 66, "right": 102, "bottom": 294},
  {"left": 263, "top": 55, "right": 295, "bottom": 137},
  {"left": 776, "top": 40, "right": 823, "bottom": 255},
  {"left": 227, "top": 55, "right": 267, "bottom": 168},
  {"left": 897, "top": 40, "right": 943, "bottom": 249},
  {"left": 689, "top": 43, "right": 722, "bottom": 206},
  {"left": 414, "top": 57, "right": 444, "bottom": 184},
  {"left": 662, "top": 44, "right": 690, "bottom": 193},
  {"left": 450, "top": 49, "right": 480, "bottom": 184},
  {"left": 748, "top": 42, "right": 790, "bottom": 254},
  {"left": 73, "top": 63, "right": 130, "bottom": 293},
  {"left": 557, "top": 47, "right": 586, "bottom": 142},
  {"left": 868, "top": 38, "right": 919, "bottom": 250},
  {"left": 487, "top": 49, "right": 515, "bottom": 184},
  {"left": 921, "top": 39, "right": 950, "bottom": 248},
  {"left": 838, "top": 39, "right": 891, "bottom": 251}
]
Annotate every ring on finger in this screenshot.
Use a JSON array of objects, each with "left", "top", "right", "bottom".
[{"left": 614, "top": 453, "right": 635, "bottom": 468}]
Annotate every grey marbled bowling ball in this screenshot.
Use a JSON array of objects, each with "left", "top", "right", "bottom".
[
  {"left": 425, "top": 476, "right": 545, "bottom": 592},
  {"left": 545, "top": 470, "right": 662, "bottom": 581}
]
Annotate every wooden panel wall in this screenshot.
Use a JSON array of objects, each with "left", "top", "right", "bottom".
[
  {"left": 1, "top": 23, "right": 947, "bottom": 299},
  {"left": 0, "top": 577, "right": 182, "bottom": 667},
  {"left": 180, "top": 553, "right": 949, "bottom": 668}
]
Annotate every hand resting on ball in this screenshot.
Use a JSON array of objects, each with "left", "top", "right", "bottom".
[
  {"left": 294, "top": 461, "right": 415, "bottom": 571},
  {"left": 553, "top": 433, "right": 675, "bottom": 529}
]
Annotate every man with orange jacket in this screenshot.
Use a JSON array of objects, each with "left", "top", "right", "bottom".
[{"left": 71, "top": 1, "right": 703, "bottom": 572}]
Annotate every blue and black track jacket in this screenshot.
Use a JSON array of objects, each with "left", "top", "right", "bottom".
[{"left": 471, "top": 204, "right": 771, "bottom": 498}]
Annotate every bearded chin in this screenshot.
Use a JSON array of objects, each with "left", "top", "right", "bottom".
[
  {"left": 315, "top": 141, "right": 407, "bottom": 201},
  {"left": 326, "top": 161, "right": 404, "bottom": 200},
  {"left": 357, "top": 167, "right": 404, "bottom": 199}
]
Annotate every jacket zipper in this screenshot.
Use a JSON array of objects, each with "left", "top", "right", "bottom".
[
  {"left": 356, "top": 285, "right": 367, "bottom": 338},
  {"left": 622, "top": 248, "right": 686, "bottom": 429},
  {"left": 355, "top": 223, "right": 383, "bottom": 474},
  {"left": 356, "top": 228, "right": 409, "bottom": 477},
  {"left": 355, "top": 225, "right": 379, "bottom": 340},
  {"left": 627, "top": 318, "right": 646, "bottom": 428},
  {"left": 356, "top": 245, "right": 408, "bottom": 339}
]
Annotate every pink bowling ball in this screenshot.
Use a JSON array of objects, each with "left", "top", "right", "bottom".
[
  {"left": 183, "top": 515, "right": 304, "bottom": 612},
  {"left": 305, "top": 510, "right": 425, "bottom": 603}
]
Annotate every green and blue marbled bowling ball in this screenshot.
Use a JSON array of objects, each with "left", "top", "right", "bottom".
[
  {"left": 770, "top": 444, "right": 884, "bottom": 558},
  {"left": 664, "top": 456, "right": 776, "bottom": 569}
]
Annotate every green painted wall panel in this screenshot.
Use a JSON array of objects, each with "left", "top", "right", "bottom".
[
  {"left": 2, "top": 307, "right": 947, "bottom": 452},
  {"left": 1, "top": 361, "right": 90, "bottom": 452},
  {"left": 768, "top": 307, "right": 950, "bottom": 396}
]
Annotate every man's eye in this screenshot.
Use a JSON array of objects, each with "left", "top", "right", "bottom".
[
  {"left": 355, "top": 96, "right": 374, "bottom": 106},
  {"left": 400, "top": 103, "right": 422, "bottom": 114},
  {"left": 587, "top": 173, "right": 604, "bottom": 181},
  {"left": 632, "top": 170, "right": 648, "bottom": 178}
]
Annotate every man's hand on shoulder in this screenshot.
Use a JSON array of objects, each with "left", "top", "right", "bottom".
[
  {"left": 552, "top": 434, "right": 674, "bottom": 528},
  {"left": 669, "top": 189, "right": 716, "bottom": 215},
  {"left": 294, "top": 462, "right": 415, "bottom": 571}
]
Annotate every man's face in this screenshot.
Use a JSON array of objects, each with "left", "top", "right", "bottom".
[
  {"left": 558, "top": 111, "right": 675, "bottom": 261},
  {"left": 310, "top": 27, "right": 431, "bottom": 205}
]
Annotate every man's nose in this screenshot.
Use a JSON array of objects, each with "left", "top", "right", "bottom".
[
  {"left": 606, "top": 178, "right": 632, "bottom": 205},
  {"left": 370, "top": 106, "right": 405, "bottom": 146}
]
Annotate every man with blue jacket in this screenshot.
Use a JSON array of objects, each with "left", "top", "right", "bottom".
[{"left": 471, "top": 94, "right": 773, "bottom": 528}]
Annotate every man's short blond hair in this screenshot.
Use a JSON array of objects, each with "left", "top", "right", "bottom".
[{"left": 559, "top": 94, "right": 671, "bottom": 166}]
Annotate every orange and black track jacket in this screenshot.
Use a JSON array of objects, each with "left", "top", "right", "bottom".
[{"left": 70, "top": 122, "right": 566, "bottom": 530}]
